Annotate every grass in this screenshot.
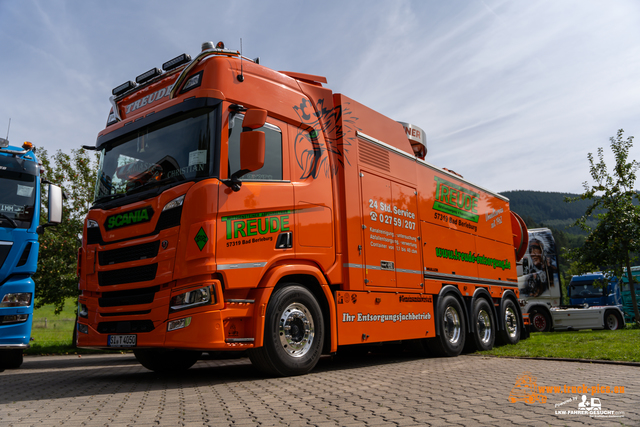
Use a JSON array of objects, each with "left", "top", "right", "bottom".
[
  {"left": 26, "top": 298, "right": 114, "bottom": 355},
  {"left": 478, "top": 327, "right": 640, "bottom": 363}
]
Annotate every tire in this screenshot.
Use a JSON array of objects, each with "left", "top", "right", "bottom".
[
  {"left": 529, "top": 308, "right": 551, "bottom": 333},
  {"left": 248, "top": 285, "right": 324, "bottom": 376},
  {"left": 498, "top": 299, "right": 521, "bottom": 345},
  {"left": 469, "top": 298, "right": 495, "bottom": 351},
  {"left": 133, "top": 349, "right": 202, "bottom": 372},
  {"left": 429, "top": 295, "right": 466, "bottom": 357},
  {"left": 0, "top": 349, "right": 23, "bottom": 369},
  {"left": 604, "top": 311, "right": 623, "bottom": 330}
]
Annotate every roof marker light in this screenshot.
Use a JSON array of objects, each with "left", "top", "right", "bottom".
[
  {"left": 163, "top": 53, "right": 191, "bottom": 71},
  {"left": 136, "top": 67, "right": 162, "bottom": 84},
  {"left": 112, "top": 81, "right": 136, "bottom": 96}
]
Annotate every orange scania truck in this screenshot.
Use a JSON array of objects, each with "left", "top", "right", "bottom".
[{"left": 77, "top": 41, "right": 529, "bottom": 376}]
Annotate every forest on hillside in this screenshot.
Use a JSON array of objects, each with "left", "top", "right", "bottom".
[{"left": 499, "top": 190, "right": 591, "bottom": 266}]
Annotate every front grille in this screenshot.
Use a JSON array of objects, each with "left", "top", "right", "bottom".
[
  {"left": 99, "top": 285, "right": 160, "bottom": 307},
  {"left": 100, "top": 310, "right": 151, "bottom": 317},
  {"left": 98, "top": 241, "right": 160, "bottom": 266},
  {"left": 98, "top": 264, "right": 158, "bottom": 287},
  {"left": 97, "top": 320, "right": 155, "bottom": 334}
]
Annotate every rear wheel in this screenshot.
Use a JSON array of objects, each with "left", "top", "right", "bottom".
[
  {"left": 133, "top": 349, "right": 202, "bottom": 372},
  {"left": 0, "top": 349, "right": 23, "bottom": 369},
  {"left": 249, "top": 285, "right": 324, "bottom": 376},
  {"left": 604, "top": 311, "right": 623, "bottom": 330},
  {"left": 429, "top": 295, "right": 466, "bottom": 357},
  {"left": 469, "top": 299, "right": 495, "bottom": 351},
  {"left": 529, "top": 308, "right": 551, "bottom": 333},
  {"left": 498, "top": 299, "right": 521, "bottom": 345}
]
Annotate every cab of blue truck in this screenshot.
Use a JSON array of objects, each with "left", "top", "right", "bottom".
[
  {"left": 0, "top": 137, "right": 63, "bottom": 370},
  {"left": 567, "top": 273, "right": 623, "bottom": 308}
]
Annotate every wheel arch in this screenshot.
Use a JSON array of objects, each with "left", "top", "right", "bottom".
[
  {"left": 527, "top": 303, "right": 552, "bottom": 330},
  {"left": 252, "top": 263, "right": 337, "bottom": 353}
]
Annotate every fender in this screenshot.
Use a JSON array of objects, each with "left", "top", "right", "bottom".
[
  {"left": 468, "top": 287, "right": 496, "bottom": 334},
  {"left": 250, "top": 262, "right": 337, "bottom": 352},
  {"left": 434, "top": 285, "right": 467, "bottom": 337}
]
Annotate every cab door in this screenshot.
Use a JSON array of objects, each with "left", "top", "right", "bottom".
[{"left": 217, "top": 113, "right": 294, "bottom": 289}]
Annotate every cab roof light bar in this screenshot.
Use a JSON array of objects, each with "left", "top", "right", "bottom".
[
  {"left": 163, "top": 53, "right": 191, "bottom": 71},
  {"left": 112, "top": 80, "right": 136, "bottom": 97},
  {"left": 136, "top": 67, "right": 162, "bottom": 84}
]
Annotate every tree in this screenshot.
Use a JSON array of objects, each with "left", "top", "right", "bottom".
[
  {"left": 34, "top": 147, "right": 98, "bottom": 314},
  {"left": 566, "top": 129, "right": 640, "bottom": 326}
]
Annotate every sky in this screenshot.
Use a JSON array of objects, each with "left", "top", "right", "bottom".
[{"left": 1, "top": 0, "right": 639, "bottom": 194}]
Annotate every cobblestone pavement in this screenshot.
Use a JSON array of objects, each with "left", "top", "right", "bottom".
[{"left": 0, "top": 351, "right": 638, "bottom": 426}]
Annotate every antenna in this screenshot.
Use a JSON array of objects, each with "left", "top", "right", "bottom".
[
  {"left": 5, "top": 118, "right": 10, "bottom": 140},
  {"left": 237, "top": 38, "right": 244, "bottom": 82}
]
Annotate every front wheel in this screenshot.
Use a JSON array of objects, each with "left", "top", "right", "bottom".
[
  {"left": 0, "top": 349, "right": 23, "bottom": 369},
  {"left": 249, "top": 285, "right": 324, "bottom": 376},
  {"left": 133, "top": 349, "right": 202, "bottom": 372},
  {"left": 498, "top": 299, "right": 521, "bottom": 345},
  {"left": 529, "top": 308, "right": 551, "bottom": 333},
  {"left": 429, "top": 295, "right": 466, "bottom": 357},
  {"left": 604, "top": 311, "right": 623, "bottom": 330}
]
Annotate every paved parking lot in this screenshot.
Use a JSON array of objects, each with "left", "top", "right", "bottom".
[{"left": 0, "top": 351, "right": 638, "bottom": 426}]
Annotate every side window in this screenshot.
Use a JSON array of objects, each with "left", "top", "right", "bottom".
[{"left": 228, "top": 114, "right": 283, "bottom": 181}]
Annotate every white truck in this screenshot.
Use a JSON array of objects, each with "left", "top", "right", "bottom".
[{"left": 517, "top": 228, "right": 625, "bottom": 332}]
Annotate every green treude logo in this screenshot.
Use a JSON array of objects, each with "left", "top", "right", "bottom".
[
  {"left": 435, "top": 247, "right": 512, "bottom": 270},
  {"left": 433, "top": 176, "right": 480, "bottom": 223},
  {"left": 222, "top": 210, "right": 291, "bottom": 239},
  {"left": 105, "top": 206, "right": 153, "bottom": 230}
]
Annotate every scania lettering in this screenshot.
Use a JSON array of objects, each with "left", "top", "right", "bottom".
[
  {"left": 0, "top": 137, "right": 62, "bottom": 370},
  {"left": 77, "top": 41, "right": 529, "bottom": 375}
]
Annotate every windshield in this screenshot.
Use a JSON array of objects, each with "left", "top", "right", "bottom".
[
  {"left": 94, "top": 107, "right": 217, "bottom": 202},
  {"left": 568, "top": 279, "right": 605, "bottom": 298},
  {"left": 0, "top": 170, "right": 37, "bottom": 229}
]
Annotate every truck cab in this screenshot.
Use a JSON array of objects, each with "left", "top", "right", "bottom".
[
  {"left": 568, "top": 273, "right": 622, "bottom": 308},
  {"left": 0, "top": 137, "right": 62, "bottom": 369}
]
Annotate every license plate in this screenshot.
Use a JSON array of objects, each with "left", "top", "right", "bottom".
[{"left": 108, "top": 334, "right": 137, "bottom": 347}]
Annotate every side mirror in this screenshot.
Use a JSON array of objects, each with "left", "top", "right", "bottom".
[
  {"left": 239, "top": 131, "right": 265, "bottom": 173},
  {"left": 37, "top": 184, "right": 63, "bottom": 235},
  {"left": 48, "top": 184, "right": 63, "bottom": 224},
  {"left": 225, "top": 109, "right": 267, "bottom": 192}
]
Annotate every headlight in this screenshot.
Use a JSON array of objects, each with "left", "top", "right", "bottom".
[
  {"left": 78, "top": 302, "right": 88, "bottom": 318},
  {"left": 0, "top": 314, "right": 29, "bottom": 324},
  {"left": 163, "top": 195, "right": 185, "bottom": 211},
  {"left": 170, "top": 286, "right": 212, "bottom": 312},
  {"left": 0, "top": 293, "right": 32, "bottom": 307},
  {"left": 167, "top": 317, "right": 192, "bottom": 331}
]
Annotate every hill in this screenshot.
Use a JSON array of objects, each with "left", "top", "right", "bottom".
[{"left": 499, "top": 190, "right": 594, "bottom": 234}]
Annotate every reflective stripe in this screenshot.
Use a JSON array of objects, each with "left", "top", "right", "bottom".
[
  {"left": 217, "top": 262, "right": 267, "bottom": 271},
  {"left": 424, "top": 271, "right": 517, "bottom": 287},
  {"left": 343, "top": 263, "right": 420, "bottom": 275}
]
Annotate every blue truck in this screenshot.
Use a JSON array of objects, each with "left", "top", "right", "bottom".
[{"left": 0, "top": 137, "right": 62, "bottom": 369}]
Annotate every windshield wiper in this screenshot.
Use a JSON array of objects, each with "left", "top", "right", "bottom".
[
  {"left": 126, "top": 176, "right": 180, "bottom": 197},
  {"left": 0, "top": 213, "right": 18, "bottom": 228},
  {"left": 93, "top": 193, "right": 127, "bottom": 205}
]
